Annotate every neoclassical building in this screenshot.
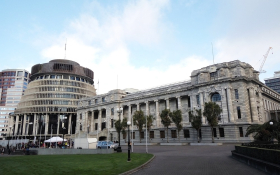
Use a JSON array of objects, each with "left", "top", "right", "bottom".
[
  {"left": 8, "top": 59, "right": 96, "bottom": 141},
  {"left": 77, "top": 60, "right": 280, "bottom": 143}
]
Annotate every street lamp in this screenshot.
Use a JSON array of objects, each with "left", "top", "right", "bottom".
[
  {"left": 116, "top": 107, "right": 123, "bottom": 152},
  {"left": 127, "top": 121, "right": 131, "bottom": 162},
  {"left": 270, "top": 121, "right": 279, "bottom": 144}
]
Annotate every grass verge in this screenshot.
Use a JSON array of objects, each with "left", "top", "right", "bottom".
[{"left": 0, "top": 153, "right": 153, "bottom": 175}]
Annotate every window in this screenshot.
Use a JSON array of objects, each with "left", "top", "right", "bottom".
[
  {"left": 81, "top": 78, "right": 85, "bottom": 82},
  {"left": 140, "top": 131, "right": 144, "bottom": 139},
  {"left": 196, "top": 95, "right": 200, "bottom": 105},
  {"left": 171, "top": 130, "right": 177, "bottom": 138},
  {"left": 95, "top": 99, "right": 98, "bottom": 104},
  {"left": 88, "top": 101, "right": 91, "bottom": 106},
  {"left": 237, "top": 106, "right": 241, "bottom": 119},
  {"left": 17, "top": 71, "right": 23, "bottom": 76},
  {"left": 111, "top": 108, "right": 114, "bottom": 115},
  {"left": 123, "top": 133, "right": 126, "bottom": 139},
  {"left": 95, "top": 123, "right": 98, "bottom": 130},
  {"left": 24, "top": 72, "right": 28, "bottom": 78},
  {"left": 40, "top": 76, "right": 43, "bottom": 79},
  {"left": 80, "top": 114, "right": 82, "bottom": 120},
  {"left": 150, "top": 131, "right": 154, "bottom": 139},
  {"left": 102, "top": 97, "right": 105, "bottom": 102},
  {"left": 210, "top": 72, "right": 218, "bottom": 80},
  {"left": 184, "top": 129, "right": 190, "bottom": 138},
  {"left": 239, "top": 127, "right": 243, "bottom": 137},
  {"left": 234, "top": 89, "right": 239, "bottom": 99},
  {"left": 80, "top": 124, "right": 82, "bottom": 131},
  {"left": 219, "top": 128, "right": 225, "bottom": 137},
  {"left": 57, "top": 75, "right": 62, "bottom": 79},
  {"left": 70, "top": 76, "right": 75, "bottom": 80},
  {"left": 132, "top": 132, "right": 135, "bottom": 139},
  {"left": 160, "top": 131, "right": 165, "bottom": 138},
  {"left": 50, "top": 75, "right": 55, "bottom": 79},
  {"left": 76, "top": 77, "right": 80, "bottom": 81},
  {"left": 213, "top": 128, "right": 217, "bottom": 137},
  {"left": 211, "top": 93, "right": 221, "bottom": 102},
  {"left": 111, "top": 119, "right": 114, "bottom": 128}
]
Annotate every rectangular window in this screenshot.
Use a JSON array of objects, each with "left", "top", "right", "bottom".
[
  {"left": 210, "top": 72, "right": 218, "bottom": 80},
  {"left": 140, "top": 131, "right": 144, "bottom": 139},
  {"left": 237, "top": 106, "right": 241, "bottom": 119},
  {"left": 123, "top": 133, "right": 126, "bottom": 139},
  {"left": 160, "top": 131, "right": 165, "bottom": 138},
  {"left": 95, "top": 123, "right": 98, "bottom": 130},
  {"left": 70, "top": 76, "right": 75, "bottom": 80},
  {"left": 184, "top": 129, "right": 190, "bottom": 138},
  {"left": 171, "top": 130, "right": 177, "bottom": 138},
  {"left": 196, "top": 95, "right": 200, "bottom": 105},
  {"left": 150, "top": 131, "right": 154, "bottom": 138},
  {"left": 80, "top": 114, "right": 82, "bottom": 120},
  {"left": 102, "top": 97, "right": 105, "bottom": 102},
  {"left": 17, "top": 71, "right": 23, "bottom": 77},
  {"left": 219, "top": 128, "right": 225, "bottom": 137},
  {"left": 239, "top": 127, "right": 243, "bottom": 137},
  {"left": 95, "top": 99, "right": 98, "bottom": 104},
  {"left": 213, "top": 128, "right": 217, "bottom": 137},
  {"left": 133, "top": 132, "right": 135, "bottom": 139},
  {"left": 111, "top": 108, "right": 114, "bottom": 115},
  {"left": 235, "top": 89, "right": 239, "bottom": 99},
  {"left": 111, "top": 119, "right": 114, "bottom": 128},
  {"left": 88, "top": 101, "right": 91, "bottom": 106},
  {"left": 50, "top": 75, "right": 55, "bottom": 79}
]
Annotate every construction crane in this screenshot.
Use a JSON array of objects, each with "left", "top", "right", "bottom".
[{"left": 259, "top": 47, "right": 273, "bottom": 73}]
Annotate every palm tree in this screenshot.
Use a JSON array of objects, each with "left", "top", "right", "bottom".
[
  {"left": 133, "top": 110, "right": 145, "bottom": 143},
  {"left": 170, "top": 110, "right": 183, "bottom": 141},
  {"left": 189, "top": 109, "right": 202, "bottom": 143},
  {"left": 160, "top": 109, "right": 172, "bottom": 143},
  {"left": 203, "top": 102, "right": 222, "bottom": 143}
]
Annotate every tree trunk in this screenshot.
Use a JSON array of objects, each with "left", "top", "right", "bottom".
[
  {"left": 211, "top": 127, "right": 214, "bottom": 143},
  {"left": 167, "top": 127, "right": 169, "bottom": 143},
  {"left": 197, "top": 130, "right": 200, "bottom": 143}
]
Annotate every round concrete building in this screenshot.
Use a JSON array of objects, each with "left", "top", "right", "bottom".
[{"left": 9, "top": 59, "right": 96, "bottom": 144}]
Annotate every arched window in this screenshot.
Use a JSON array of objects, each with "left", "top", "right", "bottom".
[{"left": 211, "top": 93, "right": 221, "bottom": 102}]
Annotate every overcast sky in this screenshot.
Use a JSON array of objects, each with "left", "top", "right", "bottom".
[{"left": 1, "top": 0, "right": 279, "bottom": 94}]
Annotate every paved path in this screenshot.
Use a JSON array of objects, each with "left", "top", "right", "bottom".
[{"left": 126, "top": 144, "right": 266, "bottom": 175}]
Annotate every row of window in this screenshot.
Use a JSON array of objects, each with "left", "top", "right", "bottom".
[
  {"left": 30, "top": 100, "right": 78, "bottom": 106},
  {"left": 88, "top": 97, "right": 106, "bottom": 105},
  {"left": 0, "top": 108, "right": 15, "bottom": 110},
  {"left": 37, "top": 87, "right": 88, "bottom": 93},
  {"left": 265, "top": 78, "right": 280, "bottom": 83},
  {"left": 35, "top": 75, "right": 91, "bottom": 84},
  {"left": 37, "top": 80, "right": 91, "bottom": 87}
]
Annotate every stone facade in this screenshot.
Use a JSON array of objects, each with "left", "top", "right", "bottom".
[{"left": 77, "top": 60, "right": 280, "bottom": 143}]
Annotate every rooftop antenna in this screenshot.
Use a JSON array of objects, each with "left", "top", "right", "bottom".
[
  {"left": 211, "top": 42, "right": 215, "bottom": 64},
  {"left": 64, "top": 39, "right": 67, "bottom": 59}
]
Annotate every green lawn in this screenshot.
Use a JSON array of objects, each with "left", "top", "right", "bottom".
[{"left": 0, "top": 153, "right": 153, "bottom": 175}]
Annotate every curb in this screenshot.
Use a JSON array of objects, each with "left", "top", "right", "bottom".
[{"left": 119, "top": 155, "right": 155, "bottom": 175}]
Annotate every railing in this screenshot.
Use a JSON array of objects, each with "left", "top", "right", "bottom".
[{"left": 241, "top": 142, "right": 280, "bottom": 150}]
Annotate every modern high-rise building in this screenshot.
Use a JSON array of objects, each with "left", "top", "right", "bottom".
[
  {"left": 8, "top": 59, "right": 96, "bottom": 142},
  {"left": 264, "top": 71, "right": 280, "bottom": 94},
  {"left": 0, "top": 69, "right": 30, "bottom": 140}
]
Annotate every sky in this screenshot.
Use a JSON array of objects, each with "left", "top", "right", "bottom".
[{"left": 1, "top": 0, "right": 280, "bottom": 94}]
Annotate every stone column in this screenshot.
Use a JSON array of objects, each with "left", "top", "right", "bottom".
[
  {"left": 33, "top": 114, "right": 36, "bottom": 135},
  {"left": 85, "top": 111, "right": 88, "bottom": 132},
  {"left": 177, "top": 96, "right": 181, "bottom": 110},
  {"left": 258, "top": 92, "right": 265, "bottom": 122},
  {"left": 23, "top": 114, "right": 27, "bottom": 135},
  {"left": 145, "top": 101, "right": 149, "bottom": 116},
  {"left": 68, "top": 114, "right": 72, "bottom": 134},
  {"left": 45, "top": 114, "right": 49, "bottom": 135},
  {"left": 249, "top": 87, "right": 258, "bottom": 122},
  {"left": 165, "top": 98, "right": 170, "bottom": 109},
  {"left": 57, "top": 114, "right": 60, "bottom": 135},
  {"left": 155, "top": 100, "right": 160, "bottom": 127},
  {"left": 199, "top": 93, "right": 205, "bottom": 123},
  {"left": 98, "top": 109, "right": 102, "bottom": 131},
  {"left": 91, "top": 111, "right": 94, "bottom": 132},
  {"left": 137, "top": 103, "right": 140, "bottom": 111},
  {"left": 120, "top": 107, "right": 124, "bottom": 121},
  {"left": 226, "top": 88, "right": 234, "bottom": 123},
  {"left": 128, "top": 105, "right": 131, "bottom": 122}
]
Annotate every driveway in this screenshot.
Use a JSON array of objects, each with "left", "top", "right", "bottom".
[{"left": 125, "top": 144, "right": 266, "bottom": 175}]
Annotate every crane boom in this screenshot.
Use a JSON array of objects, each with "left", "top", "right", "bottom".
[{"left": 259, "top": 47, "right": 273, "bottom": 73}]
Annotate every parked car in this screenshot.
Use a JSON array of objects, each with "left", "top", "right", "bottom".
[{"left": 96, "top": 141, "right": 118, "bottom": 150}]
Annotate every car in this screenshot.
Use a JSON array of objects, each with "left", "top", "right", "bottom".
[{"left": 96, "top": 141, "right": 118, "bottom": 150}]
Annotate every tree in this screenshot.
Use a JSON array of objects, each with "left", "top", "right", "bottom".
[
  {"left": 133, "top": 110, "right": 145, "bottom": 143},
  {"left": 145, "top": 115, "right": 155, "bottom": 142},
  {"left": 203, "top": 102, "right": 222, "bottom": 143},
  {"left": 189, "top": 109, "right": 202, "bottom": 143},
  {"left": 160, "top": 109, "right": 172, "bottom": 143},
  {"left": 121, "top": 118, "right": 128, "bottom": 143},
  {"left": 114, "top": 119, "right": 122, "bottom": 143},
  {"left": 245, "top": 119, "right": 279, "bottom": 143},
  {"left": 170, "top": 110, "right": 183, "bottom": 141}
]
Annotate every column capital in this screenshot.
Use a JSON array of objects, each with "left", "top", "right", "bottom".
[
  {"left": 154, "top": 99, "right": 158, "bottom": 102},
  {"left": 165, "top": 98, "right": 169, "bottom": 101},
  {"left": 176, "top": 96, "right": 181, "bottom": 99},
  {"left": 145, "top": 101, "right": 149, "bottom": 104}
]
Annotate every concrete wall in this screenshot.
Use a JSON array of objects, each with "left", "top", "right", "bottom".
[{"left": 30, "top": 148, "right": 113, "bottom": 155}]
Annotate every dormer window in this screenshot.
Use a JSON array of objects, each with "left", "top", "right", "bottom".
[{"left": 210, "top": 72, "right": 218, "bottom": 80}]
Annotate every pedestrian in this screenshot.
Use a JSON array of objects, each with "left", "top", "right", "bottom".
[{"left": 1, "top": 147, "right": 5, "bottom": 155}]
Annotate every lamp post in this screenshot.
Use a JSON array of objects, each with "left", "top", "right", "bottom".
[
  {"left": 270, "top": 121, "right": 279, "bottom": 144},
  {"left": 127, "top": 121, "right": 131, "bottom": 161},
  {"left": 116, "top": 107, "right": 123, "bottom": 152}
]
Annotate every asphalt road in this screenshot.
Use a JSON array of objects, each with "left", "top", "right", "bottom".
[{"left": 124, "top": 144, "right": 266, "bottom": 175}]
